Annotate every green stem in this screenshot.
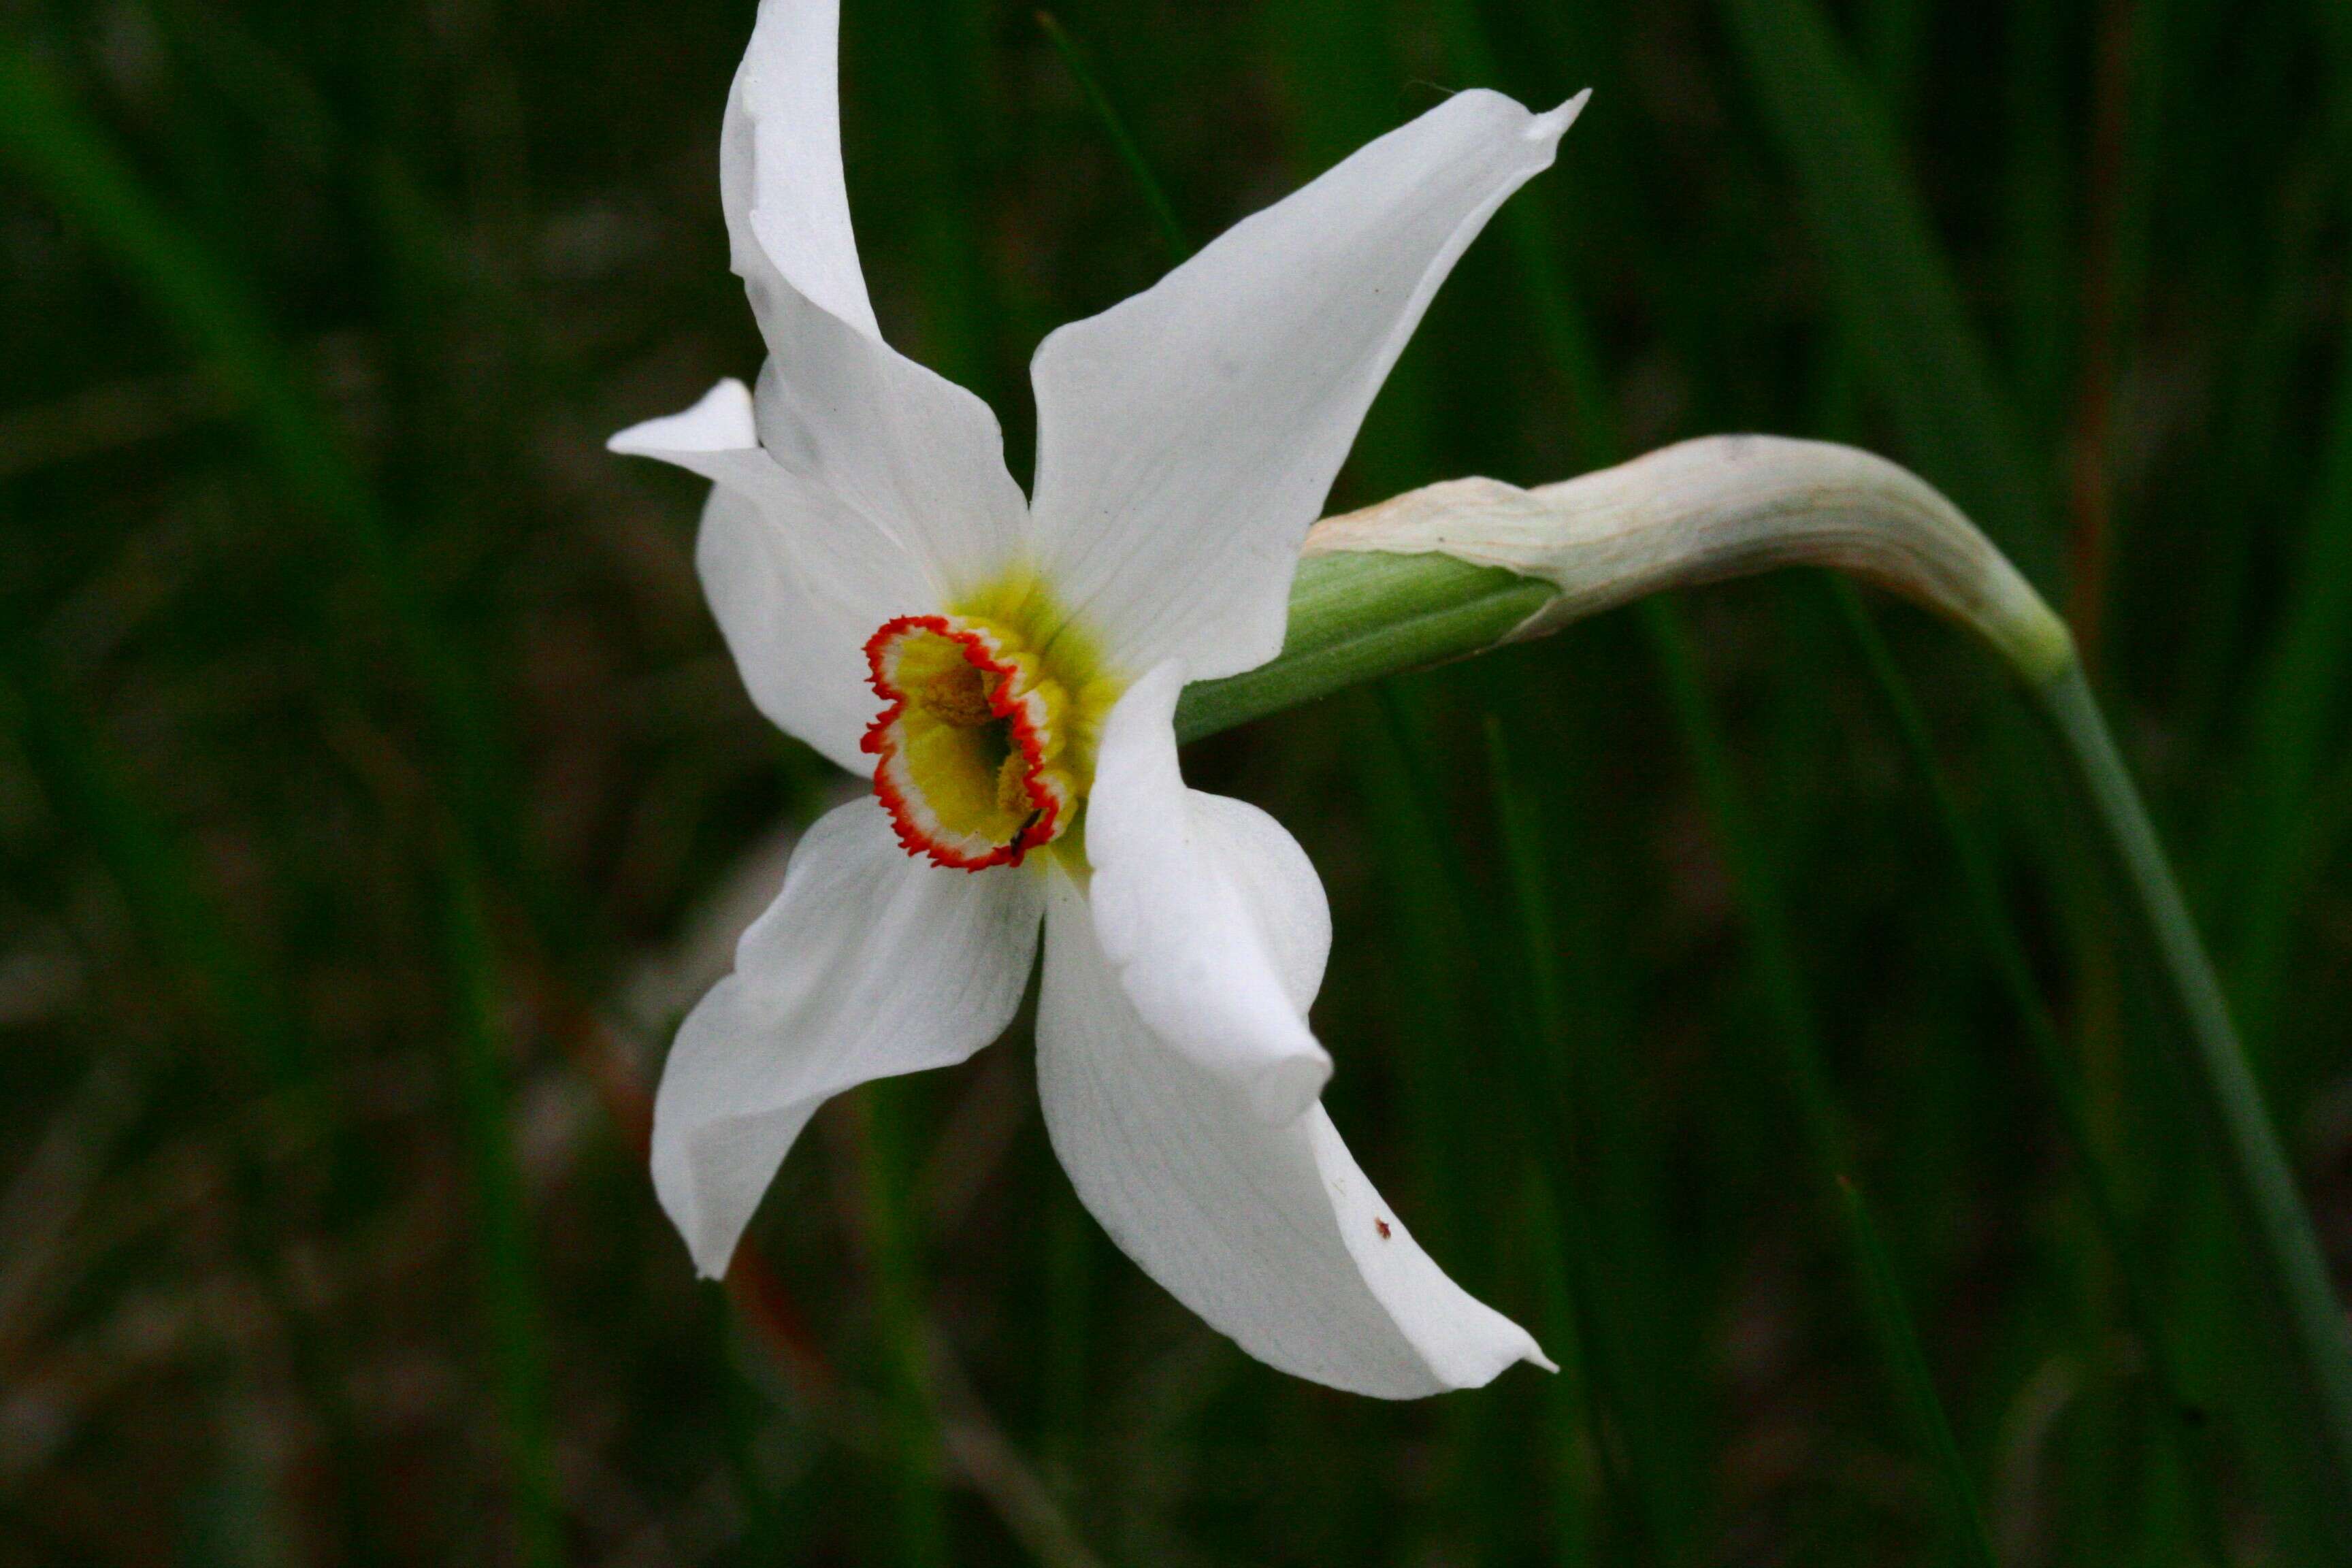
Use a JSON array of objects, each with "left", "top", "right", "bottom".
[{"left": 2036, "top": 662, "right": 2352, "bottom": 1513}]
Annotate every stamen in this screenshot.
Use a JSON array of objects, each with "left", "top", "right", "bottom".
[{"left": 920, "top": 662, "right": 997, "bottom": 726}]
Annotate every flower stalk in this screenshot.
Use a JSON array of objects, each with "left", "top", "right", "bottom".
[
  {"left": 2036, "top": 665, "right": 2352, "bottom": 1508},
  {"left": 1184, "top": 434, "right": 2352, "bottom": 1505}
]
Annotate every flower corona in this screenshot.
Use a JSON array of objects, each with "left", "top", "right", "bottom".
[{"left": 862, "top": 614, "right": 1074, "bottom": 868}]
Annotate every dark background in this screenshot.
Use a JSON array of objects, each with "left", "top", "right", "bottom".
[{"left": 3, "top": 0, "right": 2350, "bottom": 1561}]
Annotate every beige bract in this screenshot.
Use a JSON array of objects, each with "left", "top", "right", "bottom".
[{"left": 1305, "top": 434, "right": 2073, "bottom": 684}]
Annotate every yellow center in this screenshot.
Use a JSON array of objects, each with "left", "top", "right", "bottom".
[{"left": 862, "top": 574, "right": 1117, "bottom": 871}]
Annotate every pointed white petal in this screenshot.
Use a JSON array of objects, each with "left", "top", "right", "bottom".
[
  {"left": 1038, "top": 870, "right": 1551, "bottom": 1398},
  {"left": 723, "top": 0, "right": 876, "bottom": 339},
  {"left": 608, "top": 377, "right": 759, "bottom": 456},
  {"left": 719, "top": 1, "right": 1028, "bottom": 595},
  {"left": 1030, "top": 88, "right": 1586, "bottom": 680},
  {"left": 652, "top": 797, "right": 1043, "bottom": 1276},
  {"left": 1083, "top": 663, "right": 1330, "bottom": 1122}
]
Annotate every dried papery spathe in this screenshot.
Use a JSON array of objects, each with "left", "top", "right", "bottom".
[{"left": 1305, "top": 434, "right": 2073, "bottom": 685}]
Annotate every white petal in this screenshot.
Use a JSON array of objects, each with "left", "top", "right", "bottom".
[
  {"left": 1037, "top": 870, "right": 1551, "bottom": 1398},
  {"left": 721, "top": 1, "right": 1028, "bottom": 595},
  {"left": 608, "top": 387, "right": 930, "bottom": 772},
  {"left": 724, "top": 0, "right": 876, "bottom": 338},
  {"left": 652, "top": 796, "right": 1044, "bottom": 1276},
  {"left": 1083, "top": 663, "right": 1330, "bottom": 1122},
  {"left": 609, "top": 377, "right": 759, "bottom": 455},
  {"left": 696, "top": 480, "right": 926, "bottom": 775},
  {"left": 1029, "top": 88, "right": 1586, "bottom": 681}
]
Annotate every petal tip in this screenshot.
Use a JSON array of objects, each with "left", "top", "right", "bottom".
[
  {"left": 1528, "top": 88, "right": 1592, "bottom": 144},
  {"left": 608, "top": 377, "right": 760, "bottom": 457},
  {"left": 1428, "top": 1323, "right": 1556, "bottom": 1393},
  {"left": 654, "top": 1154, "right": 730, "bottom": 1281}
]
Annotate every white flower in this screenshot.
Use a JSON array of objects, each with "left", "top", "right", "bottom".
[{"left": 610, "top": 0, "right": 1581, "bottom": 1398}]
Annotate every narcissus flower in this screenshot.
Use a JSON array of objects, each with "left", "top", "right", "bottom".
[{"left": 611, "top": 0, "right": 1582, "bottom": 1397}]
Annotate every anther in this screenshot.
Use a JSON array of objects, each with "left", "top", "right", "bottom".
[{"left": 920, "top": 662, "right": 997, "bottom": 726}]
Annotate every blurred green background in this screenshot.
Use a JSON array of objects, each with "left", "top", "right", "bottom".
[{"left": 5, "top": 0, "right": 2351, "bottom": 1561}]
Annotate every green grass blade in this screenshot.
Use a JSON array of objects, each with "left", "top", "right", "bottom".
[
  {"left": 1036, "top": 11, "right": 1189, "bottom": 261},
  {"left": 1482, "top": 709, "right": 1703, "bottom": 1565},
  {"left": 1712, "top": 0, "right": 2053, "bottom": 582},
  {"left": 1639, "top": 600, "right": 1852, "bottom": 1181},
  {"left": 2223, "top": 299, "right": 2352, "bottom": 1061},
  {"left": 1358, "top": 681, "right": 1553, "bottom": 1561},
  {"left": 2239, "top": 0, "right": 2352, "bottom": 908},
  {"left": 0, "top": 44, "right": 462, "bottom": 704},
  {"left": 1260, "top": 0, "right": 1444, "bottom": 500},
  {"left": 1997, "top": 0, "right": 2075, "bottom": 441},
  {"left": 1642, "top": 597, "right": 1999, "bottom": 1560},
  {"left": 1432, "top": 0, "right": 1616, "bottom": 475},
  {"left": 1352, "top": 689, "right": 1484, "bottom": 1239},
  {"left": 438, "top": 850, "right": 564, "bottom": 1568},
  {"left": 0, "top": 44, "right": 358, "bottom": 523},
  {"left": 1, "top": 636, "right": 303, "bottom": 1088},
  {"left": 855, "top": 1079, "right": 950, "bottom": 1568},
  {"left": 1469, "top": 711, "right": 1604, "bottom": 1567},
  {"left": 2058, "top": 0, "right": 2169, "bottom": 662},
  {"left": 1833, "top": 1175, "right": 1999, "bottom": 1568},
  {"left": 1513, "top": 1173, "right": 1601, "bottom": 1567},
  {"left": 0, "top": 39, "right": 540, "bottom": 944},
  {"left": 849, "top": 0, "right": 1008, "bottom": 402}
]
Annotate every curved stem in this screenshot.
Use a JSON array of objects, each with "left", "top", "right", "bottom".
[{"left": 2036, "top": 663, "right": 2352, "bottom": 1512}]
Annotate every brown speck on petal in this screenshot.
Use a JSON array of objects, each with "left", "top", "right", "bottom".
[{"left": 1374, "top": 1217, "right": 1392, "bottom": 1240}]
